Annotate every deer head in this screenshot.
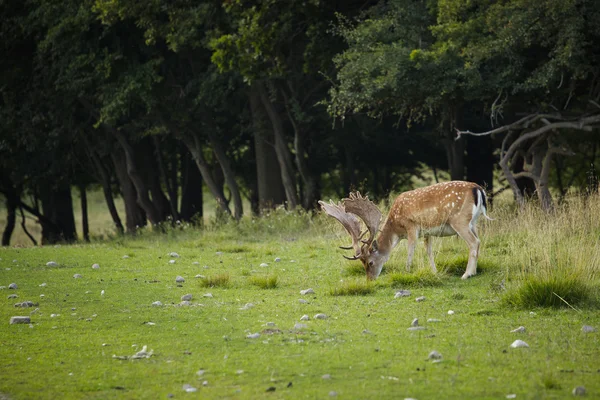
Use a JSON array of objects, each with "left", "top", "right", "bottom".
[{"left": 319, "top": 192, "right": 385, "bottom": 279}]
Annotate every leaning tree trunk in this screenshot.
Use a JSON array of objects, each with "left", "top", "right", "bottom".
[
  {"left": 2, "top": 193, "right": 17, "bottom": 246},
  {"left": 249, "top": 88, "right": 286, "bottom": 212},
  {"left": 85, "top": 140, "right": 124, "bottom": 234},
  {"left": 256, "top": 81, "right": 298, "bottom": 208},
  {"left": 112, "top": 149, "right": 147, "bottom": 233},
  {"left": 112, "top": 130, "right": 162, "bottom": 225},
  {"left": 208, "top": 131, "right": 243, "bottom": 220},
  {"left": 153, "top": 136, "right": 180, "bottom": 221},
  {"left": 180, "top": 133, "right": 233, "bottom": 217}
]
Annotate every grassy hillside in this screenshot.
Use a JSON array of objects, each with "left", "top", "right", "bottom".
[{"left": 0, "top": 195, "right": 599, "bottom": 399}]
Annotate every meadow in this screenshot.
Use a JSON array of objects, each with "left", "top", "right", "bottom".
[{"left": 1, "top": 193, "right": 599, "bottom": 399}]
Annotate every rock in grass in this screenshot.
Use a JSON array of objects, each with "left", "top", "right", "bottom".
[
  {"left": 428, "top": 350, "right": 442, "bottom": 360},
  {"left": 175, "top": 276, "right": 185, "bottom": 283},
  {"left": 195, "top": 274, "right": 205, "bottom": 279},
  {"left": 192, "top": 261, "right": 200, "bottom": 265},
  {"left": 8, "top": 283, "right": 17, "bottom": 290},
  {"left": 259, "top": 263, "right": 269, "bottom": 267},
  {"left": 300, "top": 288, "right": 315, "bottom": 295},
  {"left": 299, "top": 299, "right": 308, "bottom": 304},
  {"left": 246, "top": 333, "right": 260, "bottom": 339},
  {"left": 46, "top": 261, "right": 59, "bottom": 267},
  {"left": 182, "top": 384, "right": 197, "bottom": 393},
  {"left": 169, "top": 252, "right": 180, "bottom": 258},
  {"left": 122, "top": 255, "right": 130, "bottom": 259},
  {"left": 181, "top": 294, "right": 193, "bottom": 301},
  {"left": 314, "top": 313, "right": 328, "bottom": 320},
  {"left": 14, "top": 301, "right": 36, "bottom": 308},
  {"left": 411, "top": 318, "right": 419, "bottom": 327},
  {"left": 39, "top": 283, "right": 47, "bottom": 287},
  {"left": 10, "top": 316, "right": 31, "bottom": 324},
  {"left": 151, "top": 301, "right": 163, "bottom": 307},
  {"left": 322, "top": 374, "right": 331, "bottom": 380},
  {"left": 510, "top": 339, "right": 529, "bottom": 348},
  {"left": 511, "top": 326, "right": 526, "bottom": 333},
  {"left": 300, "top": 315, "right": 310, "bottom": 321},
  {"left": 8, "top": 294, "right": 17, "bottom": 299},
  {"left": 73, "top": 274, "right": 82, "bottom": 279},
  {"left": 266, "top": 322, "right": 276, "bottom": 327},
  {"left": 581, "top": 325, "right": 596, "bottom": 333},
  {"left": 447, "top": 310, "right": 455, "bottom": 315},
  {"left": 294, "top": 323, "right": 308, "bottom": 330},
  {"left": 329, "top": 391, "right": 338, "bottom": 397},
  {"left": 203, "top": 293, "right": 213, "bottom": 298},
  {"left": 415, "top": 296, "right": 426, "bottom": 302},
  {"left": 408, "top": 327, "right": 426, "bottom": 331},
  {"left": 92, "top": 263, "right": 100, "bottom": 269},
  {"left": 572, "top": 386, "right": 586, "bottom": 396},
  {"left": 394, "top": 290, "right": 411, "bottom": 298},
  {"left": 169, "top": 260, "right": 176, "bottom": 264},
  {"left": 239, "top": 303, "right": 254, "bottom": 310},
  {"left": 274, "top": 257, "right": 281, "bottom": 262},
  {"left": 180, "top": 301, "right": 192, "bottom": 306},
  {"left": 427, "top": 319, "right": 441, "bottom": 323}
]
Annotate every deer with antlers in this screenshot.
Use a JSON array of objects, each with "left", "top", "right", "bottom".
[{"left": 319, "top": 181, "right": 492, "bottom": 280}]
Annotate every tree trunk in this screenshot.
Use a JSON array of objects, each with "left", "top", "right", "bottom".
[
  {"left": 208, "top": 131, "right": 243, "bottom": 220},
  {"left": 443, "top": 134, "right": 465, "bottom": 181},
  {"left": 249, "top": 88, "right": 286, "bottom": 212},
  {"left": 181, "top": 133, "right": 232, "bottom": 217},
  {"left": 466, "top": 135, "right": 494, "bottom": 195},
  {"left": 180, "top": 147, "right": 203, "bottom": 223},
  {"left": 79, "top": 185, "right": 90, "bottom": 242},
  {"left": 256, "top": 81, "right": 298, "bottom": 208},
  {"left": 2, "top": 195, "right": 17, "bottom": 246},
  {"left": 153, "top": 136, "right": 180, "bottom": 221},
  {"left": 111, "top": 149, "right": 147, "bottom": 233},
  {"left": 112, "top": 130, "right": 162, "bottom": 225},
  {"left": 85, "top": 140, "right": 124, "bottom": 234},
  {"left": 40, "top": 183, "right": 77, "bottom": 244}
]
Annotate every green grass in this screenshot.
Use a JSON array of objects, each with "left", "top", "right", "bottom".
[{"left": 1, "top": 193, "right": 600, "bottom": 399}]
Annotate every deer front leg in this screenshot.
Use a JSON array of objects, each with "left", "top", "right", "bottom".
[
  {"left": 424, "top": 236, "right": 437, "bottom": 273},
  {"left": 406, "top": 229, "right": 418, "bottom": 272}
]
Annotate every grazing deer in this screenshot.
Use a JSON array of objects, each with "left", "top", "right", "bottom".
[{"left": 319, "top": 181, "right": 491, "bottom": 280}]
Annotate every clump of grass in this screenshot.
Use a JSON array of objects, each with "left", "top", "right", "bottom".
[
  {"left": 330, "top": 279, "right": 374, "bottom": 296},
  {"left": 250, "top": 275, "right": 278, "bottom": 289},
  {"left": 388, "top": 269, "right": 442, "bottom": 288},
  {"left": 541, "top": 373, "right": 561, "bottom": 390},
  {"left": 200, "top": 273, "right": 231, "bottom": 288},
  {"left": 502, "top": 275, "right": 594, "bottom": 309},
  {"left": 343, "top": 263, "right": 365, "bottom": 277}
]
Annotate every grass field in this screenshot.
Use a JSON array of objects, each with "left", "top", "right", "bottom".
[{"left": 1, "top": 194, "right": 599, "bottom": 399}]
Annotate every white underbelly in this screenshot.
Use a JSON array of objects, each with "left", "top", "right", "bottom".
[{"left": 420, "top": 224, "right": 456, "bottom": 237}]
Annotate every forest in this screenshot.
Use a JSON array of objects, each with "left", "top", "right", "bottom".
[{"left": 1, "top": 0, "right": 600, "bottom": 246}]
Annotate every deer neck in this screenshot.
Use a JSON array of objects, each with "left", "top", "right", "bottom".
[{"left": 376, "top": 219, "right": 402, "bottom": 256}]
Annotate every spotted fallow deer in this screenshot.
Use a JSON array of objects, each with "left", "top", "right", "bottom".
[{"left": 319, "top": 181, "right": 492, "bottom": 280}]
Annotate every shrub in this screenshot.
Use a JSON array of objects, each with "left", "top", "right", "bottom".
[{"left": 250, "top": 275, "right": 278, "bottom": 289}]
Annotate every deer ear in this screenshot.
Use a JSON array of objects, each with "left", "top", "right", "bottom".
[{"left": 371, "top": 240, "right": 378, "bottom": 252}]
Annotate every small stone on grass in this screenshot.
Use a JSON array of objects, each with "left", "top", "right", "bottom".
[
  {"left": 394, "top": 290, "right": 411, "bottom": 298},
  {"left": 300, "top": 288, "right": 315, "bottom": 295},
  {"left": 415, "top": 296, "right": 425, "bottom": 302},
  {"left": 581, "top": 325, "right": 596, "bottom": 333},
  {"left": 175, "top": 276, "right": 185, "bottom": 283},
  {"left": 314, "top": 313, "right": 328, "bottom": 320},
  {"left": 10, "top": 316, "right": 31, "bottom": 324},
  {"left": 510, "top": 339, "right": 529, "bottom": 348},
  {"left": 511, "top": 326, "right": 526, "bottom": 333}
]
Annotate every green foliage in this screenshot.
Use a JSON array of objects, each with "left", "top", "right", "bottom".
[{"left": 249, "top": 275, "right": 279, "bottom": 289}]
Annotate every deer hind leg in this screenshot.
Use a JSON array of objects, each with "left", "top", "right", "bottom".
[
  {"left": 450, "top": 222, "right": 480, "bottom": 279},
  {"left": 424, "top": 236, "right": 437, "bottom": 273}
]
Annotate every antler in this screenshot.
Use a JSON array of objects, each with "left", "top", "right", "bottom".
[
  {"left": 342, "top": 192, "right": 382, "bottom": 246},
  {"left": 318, "top": 200, "right": 363, "bottom": 259}
]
